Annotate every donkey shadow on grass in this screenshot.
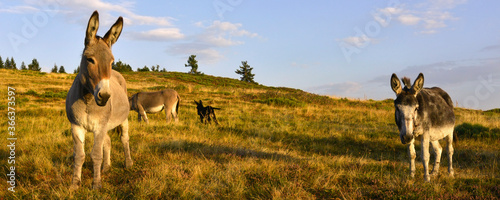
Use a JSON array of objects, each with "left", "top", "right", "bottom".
[
  {"left": 150, "top": 139, "right": 299, "bottom": 164},
  {"left": 218, "top": 126, "right": 405, "bottom": 160}
]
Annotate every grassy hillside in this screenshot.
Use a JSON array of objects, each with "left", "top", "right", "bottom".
[{"left": 0, "top": 68, "right": 499, "bottom": 199}]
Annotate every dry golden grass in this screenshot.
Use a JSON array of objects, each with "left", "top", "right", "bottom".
[{"left": 0, "top": 69, "right": 499, "bottom": 199}]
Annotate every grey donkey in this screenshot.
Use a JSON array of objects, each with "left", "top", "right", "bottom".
[
  {"left": 66, "top": 11, "right": 133, "bottom": 189},
  {"left": 391, "top": 73, "right": 455, "bottom": 182},
  {"left": 129, "top": 89, "right": 180, "bottom": 123}
]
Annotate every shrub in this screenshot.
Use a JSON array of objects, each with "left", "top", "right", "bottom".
[{"left": 455, "top": 123, "right": 500, "bottom": 139}]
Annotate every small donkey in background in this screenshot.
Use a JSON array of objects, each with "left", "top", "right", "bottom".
[
  {"left": 129, "top": 89, "right": 180, "bottom": 123},
  {"left": 390, "top": 73, "right": 455, "bottom": 182},
  {"left": 194, "top": 100, "right": 220, "bottom": 125}
]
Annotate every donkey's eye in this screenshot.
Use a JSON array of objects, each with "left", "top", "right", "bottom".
[{"left": 86, "top": 58, "right": 95, "bottom": 64}]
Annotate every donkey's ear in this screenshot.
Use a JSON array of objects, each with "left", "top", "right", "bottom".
[
  {"left": 85, "top": 11, "right": 99, "bottom": 45},
  {"left": 103, "top": 16, "right": 123, "bottom": 47},
  {"left": 391, "top": 73, "right": 402, "bottom": 95},
  {"left": 411, "top": 73, "right": 424, "bottom": 95}
]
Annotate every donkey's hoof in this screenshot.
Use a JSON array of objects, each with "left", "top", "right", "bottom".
[
  {"left": 70, "top": 183, "right": 80, "bottom": 191},
  {"left": 92, "top": 182, "right": 102, "bottom": 190},
  {"left": 70, "top": 178, "right": 81, "bottom": 190},
  {"left": 126, "top": 159, "right": 134, "bottom": 168},
  {"left": 102, "top": 164, "right": 111, "bottom": 173},
  {"left": 449, "top": 169, "right": 455, "bottom": 177}
]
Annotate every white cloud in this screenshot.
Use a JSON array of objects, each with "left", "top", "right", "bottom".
[
  {"left": 167, "top": 43, "right": 224, "bottom": 64},
  {"left": 309, "top": 81, "right": 362, "bottom": 96},
  {"left": 13, "top": 0, "right": 175, "bottom": 26},
  {"left": 340, "top": 36, "right": 378, "bottom": 48},
  {"left": 378, "top": 7, "right": 404, "bottom": 15},
  {"left": 428, "top": 0, "right": 467, "bottom": 10},
  {"left": 166, "top": 20, "right": 258, "bottom": 63},
  {"left": 374, "top": 0, "right": 466, "bottom": 34},
  {"left": 419, "top": 30, "right": 437, "bottom": 34},
  {"left": 196, "top": 20, "right": 258, "bottom": 47},
  {"left": 0, "top": 5, "right": 39, "bottom": 13},
  {"left": 398, "top": 14, "right": 421, "bottom": 25},
  {"left": 128, "top": 28, "right": 185, "bottom": 41}
]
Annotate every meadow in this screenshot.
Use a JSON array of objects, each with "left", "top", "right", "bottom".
[{"left": 0, "top": 68, "right": 499, "bottom": 199}]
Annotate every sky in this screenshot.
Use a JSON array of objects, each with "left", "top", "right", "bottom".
[{"left": 1, "top": 0, "right": 500, "bottom": 110}]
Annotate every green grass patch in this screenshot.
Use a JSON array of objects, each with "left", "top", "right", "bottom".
[{"left": 455, "top": 123, "right": 500, "bottom": 139}]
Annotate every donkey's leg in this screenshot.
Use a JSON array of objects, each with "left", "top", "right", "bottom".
[
  {"left": 102, "top": 133, "right": 112, "bottom": 173},
  {"left": 138, "top": 105, "right": 149, "bottom": 123},
  {"left": 446, "top": 133, "right": 454, "bottom": 177},
  {"left": 71, "top": 124, "right": 86, "bottom": 189},
  {"left": 408, "top": 139, "right": 416, "bottom": 178},
  {"left": 422, "top": 135, "right": 431, "bottom": 182},
  {"left": 430, "top": 140, "right": 442, "bottom": 176},
  {"left": 120, "top": 119, "right": 133, "bottom": 168},
  {"left": 137, "top": 112, "right": 142, "bottom": 122},
  {"left": 164, "top": 104, "right": 172, "bottom": 123},
  {"left": 90, "top": 129, "right": 106, "bottom": 189}
]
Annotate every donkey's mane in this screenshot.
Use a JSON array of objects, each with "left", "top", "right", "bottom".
[{"left": 402, "top": 77, "right": 412, "bottom": 89}]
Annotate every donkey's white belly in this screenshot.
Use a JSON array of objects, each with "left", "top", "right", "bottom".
[
  {"left": 146, "top": 105, "right": 164, "bottom": 113},
  {"left": 430, "top": 125, "right": 454, "bottom": 141}
]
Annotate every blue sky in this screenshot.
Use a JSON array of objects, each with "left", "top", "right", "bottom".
[{"left": 1, "top": 0, "right": 500, "bottom": 110}]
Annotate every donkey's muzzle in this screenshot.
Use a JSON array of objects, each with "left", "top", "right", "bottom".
[
  {"left": 96, "top": 92, "right": 110, "bottom": 106},
  {"left": 400, "top": 134, "right": 414, "bottom": 144},
  {"left": 94, "top": 79, "right": 110, "bottom": 106}
]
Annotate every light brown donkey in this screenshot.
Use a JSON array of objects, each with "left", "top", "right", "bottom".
[{"left": 65, "top": 11, "right": 133, "bottom": 189}]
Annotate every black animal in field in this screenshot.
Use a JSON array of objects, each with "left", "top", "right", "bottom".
[{"left": 194, "top": 100, "right": 220, "bottom": 125}]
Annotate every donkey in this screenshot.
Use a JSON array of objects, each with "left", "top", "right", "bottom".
[
  {"left": 390, "top": 73, "right": 455, "bottom": 182},
  {"left": 65, "top": 11, "right": 133, "bottom": 189},
  {"left": 129, "top": 89, "right": 180, "bottom": 123},
  {"left": 194, "top": 100, "right": 220, "bottom": 125}
]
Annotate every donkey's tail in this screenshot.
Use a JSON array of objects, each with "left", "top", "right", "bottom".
[{"left": 176, "top": 94, "right": 181, "bottom": 115}]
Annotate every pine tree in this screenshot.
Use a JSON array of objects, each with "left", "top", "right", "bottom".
[
  {"left": 51, "top": 64, "right": 58, "bottom": 73},
  {"left": 59, "top": 66, "right": 66, "bottom": 73},
  {"left": 10, "top": 57, "right": 17, "bottom": 70},
  {"left": 151, "top": 65, "right": 160, "bottom": 72},
  {"left": 112, "top": 60, "right": 133, "bottom": 72},
  {"left": 0, "top": 56, "right": 4, "bottom": 69},
  {"left": 20, "top": 61, "right": 27, "bottom": 70},
  {"left": 4, "top": 57, "right": 11, "bottom": 69},
  {"left": 235, "top": 61, "right": 256, "bottom": 83},
  {"left": 28, "top": 58, "right": 41, "bottom": 71},
  {"left": 137, "top": 65, "right": 150, "bottom": 72},
  {"left": 185, "top": 55, "right": 201, "bottom": 74},
  {"left": 74, "top": 65, "right": 80, "bottom": 74}
]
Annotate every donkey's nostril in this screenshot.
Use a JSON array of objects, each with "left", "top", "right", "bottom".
[{"left": 97, "top": 92, "right": 111, "bottom": 106}]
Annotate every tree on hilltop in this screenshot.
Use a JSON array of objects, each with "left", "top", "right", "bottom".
[
  {"left": 185, "top": 55, "right": 201, "bottom": 74},
  {"left": 51, "top": 64, "right": 58, "bottom": 73},
  {"left": 137, "top": 65, "right": 150, "bottom": 72},
  {"left": 59, "top": 66, "right": 66, "bottom": 73},
  {"left": 235, "top": 61, "right": 256, "bottom": 84},
  {"left": 10, "top": 57, "right": 17, "bottom": 70},
  {"left": 28, "top": 58, "right": 41, "bottom": 71},
  {"left": 4, "top": 57, "right": 11, "bottom": 69},
  {"left": 112, "top": 60, "right": 133, "bottom": 72},
  {"left": 20, "top": 61, "right": 27, "bottom": 70}
]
